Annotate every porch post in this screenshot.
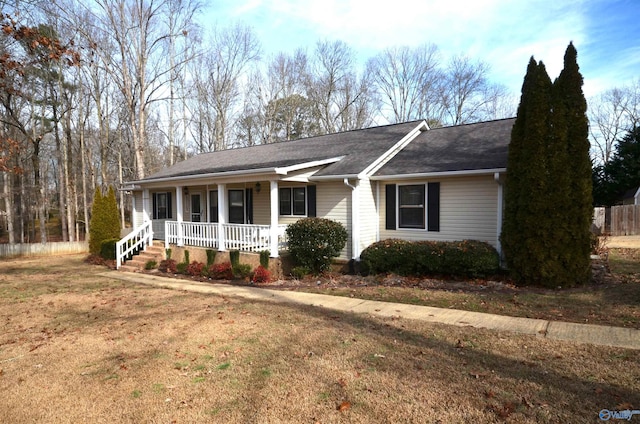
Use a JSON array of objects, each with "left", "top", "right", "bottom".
[
  {"left": 217, "top": 184, "right": 226, "bottom": 251},
  {"left": 142, "top": 188, "right": 153, "bottom": 246},
  {"left": 269, "top": 180, "right": 279, "bottom": 258},
  {"left": 176, "top": 186, "right": 184, "bottom": 246},
  {"left": 142, "top": 189, "right": 150, "bottom": 223}
]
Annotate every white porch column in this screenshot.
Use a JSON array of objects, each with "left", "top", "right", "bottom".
[
  {"left": 217, "top": 184, "right": 227, "bottom": 251},
  {"left": 176, "top": 186, "right": 184, "bottom": 246},
  {"left": 142, "top": 189, "right": 150, "bottom": 223},
  {"left": 142, "top": 189, "right": 153, "bottom": 245},
  {"left": 269, "top": 180, "right": 279, "bottom": 258}
]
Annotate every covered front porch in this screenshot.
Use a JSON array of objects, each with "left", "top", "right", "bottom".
[{"left": 117, "top": 174, "right": 318, "bottom": 268}]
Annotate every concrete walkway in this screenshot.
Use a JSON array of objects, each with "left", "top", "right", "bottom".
[{"left": 101, "top": 271, "right": 640, "bottom": 350}]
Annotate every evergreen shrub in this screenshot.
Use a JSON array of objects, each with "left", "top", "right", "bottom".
[
  {"left": 360, "top": 239, "right": 499, "bottom": 278},
  {"left": 259, "top": 250, "right": 270, "bottom": 268},
  {"left": 176, "top": 262, "right": 188, "bottom": 274},
  {"left": 229, "top": 250, "right": 240, "bottom": 267},
  {"left": 233, "top": 263, "right": 252, "bottom": 279},
  {"left": 286, "top": 217, "right": 348, "bottom": 274},
  {"left": 206, "top": 249, "right": 217, "bottom": 267},
  {"left": 99, "top": 238, "right": 119, "bottom": 260}
]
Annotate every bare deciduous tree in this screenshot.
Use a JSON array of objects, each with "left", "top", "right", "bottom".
[
  {"left": 588, "top": 80, "right": 640, "bottom": 165},
  {"left": 367, "top": 44, "right": 441, "bottom": 123}
]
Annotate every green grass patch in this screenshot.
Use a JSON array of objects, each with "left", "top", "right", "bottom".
[{"left": 216, "top": 362, "right": 231, "bottom": 370}]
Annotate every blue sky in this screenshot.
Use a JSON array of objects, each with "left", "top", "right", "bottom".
[{"left": 202, "top": 0, "right": 639, "bottom": 98}]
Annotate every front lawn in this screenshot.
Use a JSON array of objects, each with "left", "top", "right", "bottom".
[
  {"left": 289, "top": 248, "right": 640, "bottom": 329},
  {"left": 0, "top": 254, "right": 638, "bottom": 423}
]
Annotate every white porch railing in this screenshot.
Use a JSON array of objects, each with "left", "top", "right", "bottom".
[
  {"left": 116, "top": 220, "right": 152, "bottom": 269},
  {"left": 164, "top": 221, "right": 288, "bottom": 253},
  {"left": 165, "top": 221, "right": 218, "bottom": 248}
]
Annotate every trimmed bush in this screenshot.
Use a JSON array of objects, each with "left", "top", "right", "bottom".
[
  {"left": 229, "top": 250, "right": 240, "bottom": 267},
  {"left": 360, "top": 239, "right": 499, "bottom": 278},
  {"left": 99, "top": 238, "right": 119, "bottom": 260},
  {"left": 186, "top": 261, "right": 205, "bottom": 276},
  {"left": 208, "top": 262, "right": 233, "bottom": 280},
  {"left": 176, "top": 262, "right": 188, "bottom": 274},
  {"left": 183, "top": 250, "right": 190, "bottom": 265},
  {"left": 291, "top": 266, "right": 311, "bottom": 280},
  {"left": 259, "top": 250, "right": 270, "bottom": 268},
  {"left": 233, "top": 263, "right": 252, "bottom": 279},
  {"left": 286, "top": 217, "right": 348, "bottom": 275},
  {"left": 166, "top": 248, "right": 172, "bottom": 260},
  {"left": 145, "top": 260, "right": 157, "bottom": 270},
  {"left": 253, "top": 265, "right": 271, "bottom": 284},
  {"left": 158, "top": 259, "right": 177, "bottom": 273},
  {"left": 206, "top": 249, "right": 217, "bottom": 267}
]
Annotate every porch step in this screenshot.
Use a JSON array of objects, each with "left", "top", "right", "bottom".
[{"left": 119, "top": 241, "right": 166, "bottom": 271}]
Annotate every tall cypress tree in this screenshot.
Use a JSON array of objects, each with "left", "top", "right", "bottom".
[
  {"left": 552, "top": 42, "right": 592, "bottom": 285},
  {"left": 502, "top": 58, "right": 553, "bottom": 284},
  {"left": 503, "top": 43, "right": 592, "bottom": 287}
]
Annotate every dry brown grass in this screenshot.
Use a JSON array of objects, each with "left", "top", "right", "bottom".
[
  {"left": 1, "top": 254, "right": 639, "bottom": 423},
  {"left": 289, "top": 248, "right": 640, "bottom": 329}
]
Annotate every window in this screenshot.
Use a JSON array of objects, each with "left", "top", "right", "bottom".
[
  {"left": 228, "top": 190, "right": 244, "bottom": 224},
  {"left": 152, "top": 192, "right": 172, "bottom": 220},
  {"left": 279, "top": 187, "right": 306, "bottom": 216},
  {"left": 398, "top": 185, "right": 425, "bottom": 229},
  {"left": 209, "top": 190, "right": 218, "bottom": 223},
  {"left": 385, "top": 183, "right": 439, "bottom": 232}
]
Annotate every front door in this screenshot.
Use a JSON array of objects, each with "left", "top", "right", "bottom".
[{"left": 191, "top": 193, "right": 202, "bottom": 222}]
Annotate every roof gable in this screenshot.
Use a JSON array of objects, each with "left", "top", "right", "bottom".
[{"left": 373, "top": 118, "right": 515, "bottom": 178}]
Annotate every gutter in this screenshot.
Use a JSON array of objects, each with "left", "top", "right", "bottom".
[{"left": 370, "top": 168, "right": 507, "bottom": 180}]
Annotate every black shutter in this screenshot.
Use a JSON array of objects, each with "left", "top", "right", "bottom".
[
  {"left": 385, "top": 184, "right": 396, "bottom": 230},
  {"left": 245, "top": 188, "right": 253, "bottom": 224},
  {"left": 307, "top": 185, "right": 316, "bottom": 217},
  {"left": 152, "top": 193, "right": 157, "bottom": 219},
  {"left": 427, "top": 182, "right": 440, "bottom": 232},
  {"left": 167, "top": 192, "right": 172, "bottom": 219}
]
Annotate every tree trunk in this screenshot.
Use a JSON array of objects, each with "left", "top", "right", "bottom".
[{"left": 3, "top": 172, "right": 15, "bottom": 244}]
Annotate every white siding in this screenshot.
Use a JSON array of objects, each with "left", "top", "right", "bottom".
[
  {"left": 252, "top": 181, "right": 270, "bottom": 225},
  {"left": 316, "top": 181, "right": 351, "bottom": 260},
  {"left": 358, "top": 179, "right": 378, "bottom": 256},
  {"left": 133, "top": 191, "right": 144, "bottom": 228},
  {"left": 379, "top": 175, "right": 500, "bottom": 248}
]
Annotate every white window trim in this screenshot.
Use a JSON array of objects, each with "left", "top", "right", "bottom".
[{"left": 397, "top": 183, "right": 426, "bottom": 230}]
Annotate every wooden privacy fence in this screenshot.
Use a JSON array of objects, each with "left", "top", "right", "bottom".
[
  {"left": 0, "top": 241, "right": 88, "bottom": 258},
  {"left": 610, "top": 205, "right": 640, "bottom": 236}
]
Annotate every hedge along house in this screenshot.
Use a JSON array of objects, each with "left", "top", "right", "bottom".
[{"left": 117, "top": 118, "right": 514, "bottom": 269}]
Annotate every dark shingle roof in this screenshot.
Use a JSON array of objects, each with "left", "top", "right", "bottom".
[
  {"left": 141, "top": 121, "right": 423, "bottom": 181},
  {"left": 373, "top": 118, "right": 515, "bottom": 177}
]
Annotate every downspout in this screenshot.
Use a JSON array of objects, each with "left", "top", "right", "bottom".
[
  {"left": 494, "top": 172, "right": 503, "bottom": 260},
  {"left": 344, "top": 178, "right": 360, "bottom": 261}
]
